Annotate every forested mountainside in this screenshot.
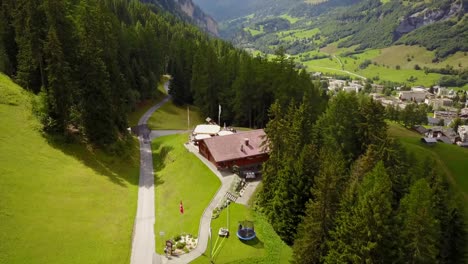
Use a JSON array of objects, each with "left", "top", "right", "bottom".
[
  {"left": 258, "top": 92, "right": 467, "bottom": 263},
  {"left": 0, "top": 0, "right": 320, "bottom": 146},
  {"left": 143, "top": 0, "right": 218, "bottom": 35},
  {"left": 208, "top": 0, "right": 467, "bottom": 59}
]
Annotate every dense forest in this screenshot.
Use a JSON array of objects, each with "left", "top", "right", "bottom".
[
  {"left": 0, "top": 0, "right": 317, "bottom": 146},
  {"left": 257, "top": 92, "right": 467, "bottom": 263}
]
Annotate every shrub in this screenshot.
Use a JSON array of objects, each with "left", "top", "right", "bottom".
[
  {"left": 176, "top": 242, "right": 186, "bottom": 249},
  {"left": 174, "top": 235, "right": 181, "bottom": 241}
]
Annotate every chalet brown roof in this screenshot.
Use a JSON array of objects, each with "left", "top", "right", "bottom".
[{"left": 201, "top": 129, "right": 267, "bottom": 162}]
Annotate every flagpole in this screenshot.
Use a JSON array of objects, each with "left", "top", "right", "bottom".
[{"left": 218, "top": 104, "right": 221, "bottom": 126}]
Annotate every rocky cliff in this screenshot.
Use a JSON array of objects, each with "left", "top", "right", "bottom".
[
  {"left": 143, "top": 0, "right": 218, "bottom": 36},
  {"left": 395, "top": 1, "right": 463, "bottom": 37},
  {"left": 176, "top": 0, "right": 218, "bottom": 35}
]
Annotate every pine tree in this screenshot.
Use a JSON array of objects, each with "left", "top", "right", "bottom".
[
  {"left": 292, "top": 148, "right": 346, "bottom": 263},
  {"left": 325, "top": 162, "right": 396, "bottom": 263},
  {"left": 43, "top": 26, "right": 72, "bottom": 132},
  {"left": 399, "top": 178, "right": 440, "bottom": 263}
]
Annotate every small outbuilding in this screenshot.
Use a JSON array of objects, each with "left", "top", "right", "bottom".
[
  {"left": 193, "top": 124, "right": 221, "bottom": 136},
  {"left": 421, "top": 137, "right": 437, "bottom": 145},
  {"left": 413, "top": 125, "right": 428, "bottom": 135}
]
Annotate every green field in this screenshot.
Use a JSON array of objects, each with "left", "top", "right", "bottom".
[
  {"left": 301, "top": 44, "right": 467, "bottom": 86},
  {"left": 191, "top": 203, "right": 292, "bottom": 264},
  {"left": 279, "top": 28, "right": 320, "bottom": 42},
  {"left": 0, "top": 74, "right": 139, "bottom": 264},
  {"left": 388, "top": 123, "right": 468, "bottom": 200},
  {"left": 245, "top": 26, "right": 264, "bottom": 36},
  {"left": 279, "top": 14, "right": 300, "bottom": 24},
  {"left": 147, "top": 101, "right": 204, "bottom": 130},
  {"left": 152, "top": 134, "right": 221, "bottom": 254}
]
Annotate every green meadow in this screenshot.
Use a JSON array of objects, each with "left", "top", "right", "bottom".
[
  {"left": 147, "top": 102, "right": 204, "bottom": 130},
  {"left": 192, "top": 203, "right": 292, "bottom": 264},
  {"left": 0, "top": 74, "right": 139, "bottom": 264},
  {"left": 152, "top": 134, "right": 221, "bottom": 254},
  {"left": 388, "top": 123, "right": 468, "bottom": 200}
]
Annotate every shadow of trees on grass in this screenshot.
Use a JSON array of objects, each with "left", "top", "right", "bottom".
[
  {"left": 240, "top": 236, "right": 264, "bottom": 249},
  {"left": 152, "top": 141, "right": 174, "bottom": 187},
  {"left": 45, "top": 134, "right": 140, "bottom": 187}
]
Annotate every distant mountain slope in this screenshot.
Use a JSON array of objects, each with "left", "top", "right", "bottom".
[
  {"left": 193, "top": 0, "right": 298, "bottom": 21},
  {"left": 212, "top": 0, "right": 466, "bottom": 59},
  {"left": 144, "top": 0, "right": 218, "bottom": 35}
]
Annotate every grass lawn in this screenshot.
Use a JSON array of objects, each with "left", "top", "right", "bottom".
[
  {"left": 127, "top": 82, "right": 167, "bottom": 126},
  {"left": 147, "top": 101, "right": 204, "bottom": 130},
  {"left": 0, "top": 74, "right": 139, "bottom": 264},
  {"left": 245, "top": 27, "right": 263, "bottom": 36},
  {"left": 279, "top": 14, "right": 300, "bottom": 24},
  {"left": 152, "top": 134, "right": 221, "bottom": 253},
  {"left": 191, "top": 203, "right": 292, "bottom": 264},
  {"left": 387, "top": 122, "right": 468, "bottom": 200},
  {"left": 359, "top": 64, "right": 442, "bottom": 87},
  {"left": 302, "top": 57, "right": 342, "bottom": 69}
]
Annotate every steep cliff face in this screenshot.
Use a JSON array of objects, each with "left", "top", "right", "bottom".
[
  {"left": 142, "top": 0, "right": 218, "bottom": 36},
  {"left": 176, "top": 0, "right": 218, "bottom": 35},
  {"left": 395, "top": 1, "right": 463, "bottom": 37}
]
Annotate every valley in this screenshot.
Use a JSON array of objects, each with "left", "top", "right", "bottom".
[{"left": 196, "top": 0, "right": 468, "bottom": 88}]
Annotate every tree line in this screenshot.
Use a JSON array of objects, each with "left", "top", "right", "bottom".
[
  {"left": 257, "top": 92, "right": 466, "bottom": 263},
  {"left": 0, "top": 0, "right": 320, "bottom": 146}
]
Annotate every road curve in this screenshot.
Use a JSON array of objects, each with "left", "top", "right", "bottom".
[{"left": 130, "top": 83, "right": 171, "bottom": 264}]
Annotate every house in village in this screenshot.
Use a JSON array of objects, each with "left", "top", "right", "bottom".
[
  {"left": 371, "top": 84, "right": 384, "bottom": 93},
  {"left": 460, "top": 108, "right": 468, "bottom": 118},
  {"left": 198, "top": 129, "right": 268, "bottom": 170},
  {"left": 421, "top": 137, "right": 437, "bottom": 145},
  {"left": 328, "top": 79, "right": 347, "bottom": 91},
  {"left": 426, "top": 127, "right": 459, "bottom": 144},
  {"left": 398, "top": 91, "right": 426, "bottom": 103},
  {"left": 426, "top": 98, "right": 454, "bottom": 109},
  {"left": 458, "top": 125, "right": 468, "bottom": 142},
  {"left": 434, "top": 110, "right": 458, "bottom": 120}
]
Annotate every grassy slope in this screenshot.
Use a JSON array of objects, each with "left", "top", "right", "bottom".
[
  {"left": 306, "top": 44, "right": 468, "bottom": 86},
  {"left": 0, "top": 74, "right": 139, "bottom": 264},
  {"left": 387, "top": 123, "right": 468, "bottom": 200},
  {"left": 191, "top": 203, "right": 292, "bottom": 264},
  {"left": 147, "top": 102, "right": 204, "bottom": 130},
  {"left": 152, "top": 134, "right": 220, "bottom": 253}
]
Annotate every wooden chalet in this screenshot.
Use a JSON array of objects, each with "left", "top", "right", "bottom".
[{"left": 198, "top": 129, "right": 268, "bottom": 170}]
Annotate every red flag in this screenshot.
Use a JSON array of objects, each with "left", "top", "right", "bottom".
[{"left": 179, "top": 201, "right": 184, "bottom": 214}]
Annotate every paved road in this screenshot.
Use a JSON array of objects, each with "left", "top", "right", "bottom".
[
  {"left": 131, "top": 80, "right": 238, "bottom": 264},
  {"left": 130, "top": 82, "right": 174, "bottom": 264}
]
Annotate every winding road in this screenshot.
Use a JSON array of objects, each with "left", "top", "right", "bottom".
[{"left": 129, "top": 82, "right": 238, "bottom": 264}]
